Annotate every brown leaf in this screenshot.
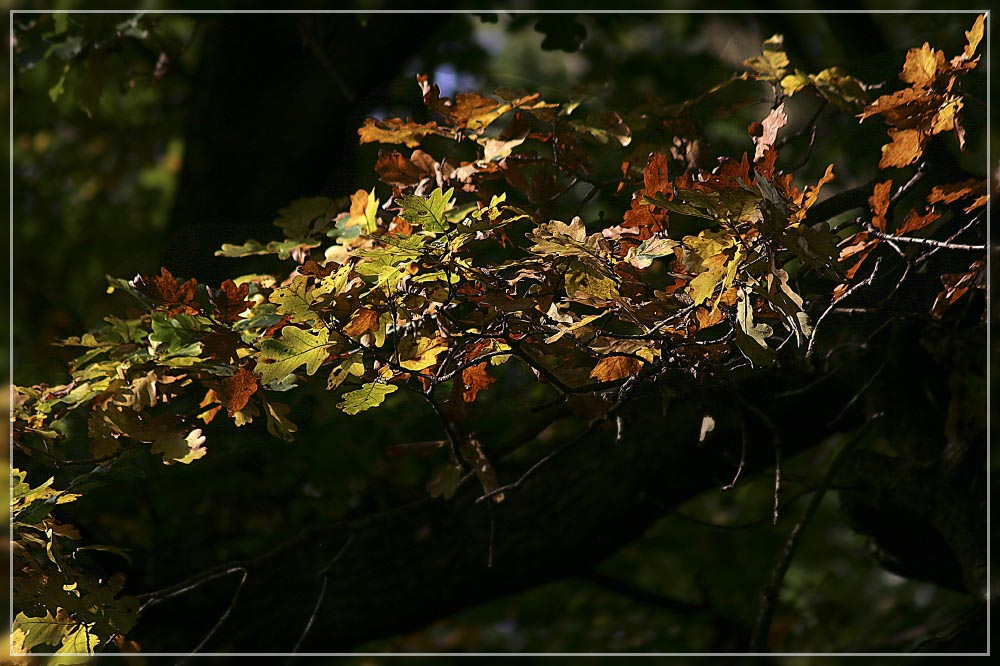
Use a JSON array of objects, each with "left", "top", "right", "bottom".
[
  {"left": 643, "top": 152, "right": 671, "bottom": 197},
  {"left": 375, "top": 151, "right": 428, "bottom": 187},
  {"left": 869, "top": 179, "right": 893, "bottom": 231},
  {"left": 133, "top": 268, "right": 199, "bottom": 314},
  {"left": 589, "top": 355, "right": 642, "bottom": 382},
  {"left": 460, "top": 438, "right": 504, "bottom": 503},
  {"left": 202, "top": 330, "right": 241, "bottom": 363},
  {"left": 210, "top": 279, "right": 251, "bottom": 322},
  {"left": 461, "top": 363, "right": 496, "bottom": 403},
  {"left": 419, "top": 75, "right": 504, "bottom": 131},
  {"left": 221, "top": 366, "right": 259, "bottom": 416},
  {"left": 931, "top": 259, "right": 985, "bottom": 320},
  {"left": 343, "top": 308, "right": 380, "bottom": 337}
]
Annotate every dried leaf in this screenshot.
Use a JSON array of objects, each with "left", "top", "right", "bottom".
[
  {"left": 869, "top": 179, "right": 893, "bottom": 231},
  {"left": 358, "top": 117, "right": 439, "bottom": 148},
  {"left": 754, "top": 103, "right": 788, "bottom": 161},
  {"left": 462, "top": 363, "right": 496, "bottom": 403},
  {"left": 590, "top": 356, "right": 642, "bottom": 382}
]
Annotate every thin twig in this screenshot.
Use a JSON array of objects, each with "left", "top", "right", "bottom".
[
  {"left": 915, "top": 213, "right": 983, "bottom": 267},
  {"left": 806, "top": 254, "right": 883, "bottom": 360},
  {"left": 737, "top": 397, "right": 782, "bottom": 524},
  {"left": 826, "top": 361, "right": 885, "bottom": 428},
  {"left": 748, "top": 414, "right": 882, "bottom": 652},
  {"left": 866, "top": 226, "right": 985, "bottom": 251},
  {"left": 475, "top": 364, "right": 655, "bottom": 504},
  {"left": 290, "top": 533, "right": 355, "bottom": 656},
  {"left": 175, "top": 568, "right": 248, "bottom": 663},
  {"left": 486, "top": 500, "right": 496, "bottom": 569},
  {"left": 138, "top": 564, "right": 246, "bottom": 613},
  {"left": 890, "top": 161, "right": 927, "bottom": 205},
  {"left": 722, "top": 400, "right": 748, "bottom": 491}
]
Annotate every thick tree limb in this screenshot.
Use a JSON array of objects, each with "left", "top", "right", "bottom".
[{"left": 133, "top": 362, "right": 866, "bottom": 652}]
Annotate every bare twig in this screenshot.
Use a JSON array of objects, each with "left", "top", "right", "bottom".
[
  {"left": 175, "top": 568, "right": 248, "bottom": 663},
  {"left": 722, "top": 401, "right": 749, "bottom": 491},
  {"left": 475, "top": 364, "right": 656, "bottom": 504},
  {"left": 826, "top": 361, "right": 885, "bottom": 428},
  {"left": 748, "top": 415, "right": 882, "bottom": 652},
  {"left": 866, "top": 226, "right": 985, "bottom": 251},
  {"left": 138, "top": 564, "right": 247, "bottom": 613},
  {"left": 290, "top": 533, "right": 356, "bottom": 656},
  {"left": 737, "top": 397, "right": 782, "bottom": 524},
  {"left": 890, "top": 161, "right": 927, "bottom": 205},
  {"left": 807, "top": 254, "right": 884, "bottom": 360}
]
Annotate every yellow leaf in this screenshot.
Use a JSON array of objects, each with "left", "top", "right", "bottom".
[
  {"left": 399, "top": 336, "right": 449, "bottom": 371},
  {"left": 357, "top": 117, "right": 439, "bottom": 148},
  {"left": 901, "top": 42, "right": 943, "bottom": 88},
  {"left": 930, "top": 97, "right": 962, "bottom": 135},
  {"left": 961, "top": 14, "right": 985, "bottom": 62}
]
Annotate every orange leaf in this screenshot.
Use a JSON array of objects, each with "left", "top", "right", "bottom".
[
  {"left": 358, "top": 117, "right": 439, "bottom": 148},
  {"left": 927, "top": 179, "right": 987, "bottom": 205},
  {"left": 794, "top": 164, "right": 835, "bottom": 219},
  {"left": 896, "top": 208, "right": 941, "bottom": 236},
  {"left": 643, "top": 152, "right": 671, "bottom": 197},
  {"left": 879, "top": 129, "right": 924, "bottom": 169},
  {"left": 462, "top": 362, "right": 496, "bottom": 403},
  {"left": 869, "top": 180, "right": 893, "bottom": 231},
  {"left": 590, "top": 356, "right": 642, "bottom": 382}
]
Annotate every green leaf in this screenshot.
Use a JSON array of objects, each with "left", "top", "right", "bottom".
[
  {"left": 626, "top": 236, "right": 679, "bottom": 269},
  {"left": 12, "top": 611, "right": 78, "bottom": 653},
  {"left": 644, "top": 188, "right": 762, "bottom": 224},
  {"left": 150, "top": 427, "right": 207, "bottom": 465},
  {"left": 734, "top": 288, "right": 775, "bottom": 368},
  {"left": 427, "top": 463, "right": 463, "bottom": 500},
  {"left": 744, "top": 34, "right": 790, "bottom": 82},
  {"left": 568, "top": 111, "right": 631, "bottom": 146},
  {"left": 682, "top": 230, "right": 739, "bottom": 306},
  {"left": 149, "top": 313, "right": 207, "bottom": 356},
  {"left": 274, "top": 197, "right": 337, "bottom": 239},
  {"left": 216, "top": 238, "right": 320, "bottom": 261},
  {"left": 254, "top": 326, "right": 333, "bottom": 385},
  {"left": 565, "top": 260, "right": 619, "bottom": 304},
  {"left": 338, "top": 382, "right": 398, "bottom": 415},
  {"left": 326, "top": 352, "right": 366, "bottom": 390},
  {"left": 264, "top": 399, "right": 298, "bottom": 441},
  {"left": 398, "top": 187, "right": 454, "bottom": 233},
  {"left": 268, "top": 275, "right": 334, "bottom": 325}
]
